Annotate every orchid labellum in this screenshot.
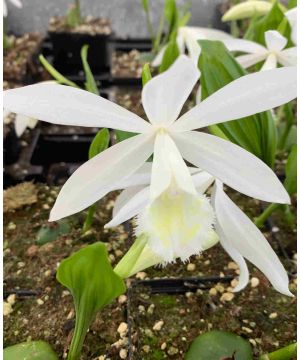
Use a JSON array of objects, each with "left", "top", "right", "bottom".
[
  {"left": 4, "top": 56, "right": 296, "bottom": 270},
  {"left": 223, "top": 30, "right": 297, "bottom": 71},
  {"left": 152, "top": 26, "right": 232, "bottom": 66},
  {"left": 111, "top": 167, "right": 292, "bottom": 297}
]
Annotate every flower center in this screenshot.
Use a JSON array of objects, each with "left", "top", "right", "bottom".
[{"left": 135, "top": 183, "right": 218, "bottom": 263}]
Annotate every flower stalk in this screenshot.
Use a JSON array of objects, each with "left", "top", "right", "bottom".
[{"left": 259, "top": 342, "right": 297, "bottom": 360}]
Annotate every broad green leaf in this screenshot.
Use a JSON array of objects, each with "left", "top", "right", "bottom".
[
  {"left": 115, "top": 130, "right": 137, "bottom": 142},
  {"left": 141, "top": 0, "right": 149, "bottom": 12},
  {"left": 4, "top": 341, "right": 58, "bottom": 360},
  {"left": 245, "top": 1, "right": 290, "bottom": 45},
  {"left": 284, "top": 145, "right": 297, "bottom": 195},
  {"left": 164, "top": 0, "right": 177, "bottom": 25},
  {"left": 80, "top": 45, "right": 99, "bottom": 95},
  {"left": 159, "top": 37, "right": 180, "bottom": 73},
  {"left": 288, "top": 0, "right": 297, "bottom": 9},
  {"left": 185, "top": 330, "right": 253, "bottom": 360},
  {"left": 36, "top": 221, "right": 70, "bottom": 245},
  {"left": 88, "top": 128, "right": 110, "bottom": 159},
  {"left": 142, "top": 63, "right": 152, "bottom": 86},
  {"left": 57, "top": 242, "right": 126, "bottom": 360},
  {"left": 198, "top": 40, "right": 277, "bottom": 168},
  {"left": 39, "top": 55, "right": 79, "bottom": 88}
]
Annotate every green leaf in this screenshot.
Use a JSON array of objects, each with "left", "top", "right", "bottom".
[
  {"left": 115, "top": 130, "right": 137, "bottom": 142},
  {"left": 57, "top": 242, "right": 126, "bottom": 360},
  {"left": 284, "top": 144, "right": 297, "bottom": 195},
  {"left": 4, "top": 341, "right": 58, "bottom": 360},
  {"left": 288, "top": 0, "right": 297, "bottom": 9},
  {"left": 66, "top": 2, "right": 82, "bottom": 28},
  {"left": 142, "top": 63, "right": 152, "bottom": 86},
  {"left": 80, "top": 45, "right": 99, "bottom": 95},
  {"left": 36, "top": 221, "right": 70, "bottom": 245},
  {"left": 185, "top": 330, "right": 253, "bottom": 360},
  {"left": 245, "top": 2, "right": 289, "bottom": 45},
  {"left": 198, "top": 40, "right": 277, "bottom": 168},
  {"left": 39, "top": 55, "right": 79, "bottom": 88},
  {"left": 159, "top": 37, "right": 180, "bottom": 73},
  {"left": 164, "top": 0, "right": 177, "bottom": 25},
  {"left": 88, "top": 128, "right": 110, "bottom": 159},
  {"left": 141, "top": 0, "right": 149, "bottom": 12}
]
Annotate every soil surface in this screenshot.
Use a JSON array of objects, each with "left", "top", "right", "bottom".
[
  {"left": 111, "top": 50, "right": 151, "bottom": 79},
  {"left": 49, "top": 16, "right": 112, "bottom": 36},
  {"left": 3, "top": 183, "right": 296, "bottom": 360},
  {"left": 3, "top": 33, "right": 43, "bottom": 82}
]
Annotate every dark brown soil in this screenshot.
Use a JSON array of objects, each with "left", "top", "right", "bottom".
[
  {"left": 3, "top": 33, "right": 43, "bottom": 82},
  {"left": 48, "top": 16, "right": 112, "bottom": 36},
  {"left": 3, "top": 182, "right": 296, "bottom": 360}
]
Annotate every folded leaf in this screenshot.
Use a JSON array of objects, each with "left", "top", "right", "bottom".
[
  {"left": 4, "top": 341, "right": 58, "bottom": 360},
  {"left": 57, "top": 243, "right": 126, "bottom": 360}
]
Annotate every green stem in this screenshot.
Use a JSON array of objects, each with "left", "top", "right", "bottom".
[
  {"left": 67, "top": 305, "right": 92, "bottom": 360},
  {"left": 259, "top": 343, "right": 297, "bottom": 360},
  {"left": 82, "top": 205, "right": 96, "bottom": 233},
  {"left": 254, "top": 203, "right": 280, "bottom": 228}
]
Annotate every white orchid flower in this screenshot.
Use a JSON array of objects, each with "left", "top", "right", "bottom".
[
  {"left": 285, "top": 7, "right": 297, "bottom": 45},
  {"left": 111, "top": 167, "right": 292, "bottom": 296},
  {"left": 223, "top": 30, "right": 297, "bottom": 71},
  {"left": 3, "top": 0, "right": 22, "bottom": 17},
  {"left": 4, "top": 56, "right": 296, "bottom": 262},
  {"left": 152, "top": 26, "right": 232, "bottom": 66}
]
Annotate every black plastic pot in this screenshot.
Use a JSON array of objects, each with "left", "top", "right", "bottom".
[{"left": 48, "top": 31, "right": 112, "bottom": 74}]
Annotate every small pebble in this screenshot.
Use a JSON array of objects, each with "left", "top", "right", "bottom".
[
  {"left": 209, "top": 288, "right": 217, "bottom": 296},
  {"left": 118, "top": 295, "right": 127, "bottom": 304},
  {"left": 7, "top": 294, "right": 16, "bottom": 305},
  {"left": 220, "top": 292, "right": 234, "bottom": 302},
  {"left": 37, "top": 299, "right": 44, "bottom": 305},
  {"left": 142, "top": 345, "right": 150, "bottom": 353},
  {"left": 3, "top": 302, "right": 13, "bottom": 316},
  {"left": 147, "top": 304, "right": 155, "bottom": 315},
  {"left": 119, "top": 348, "right": 127, "bottom": 359},
  {"left": 168, "top": 346, "right": 179, "bottom": 355},
  {"left": 44, "top": 270, "right": 51, "bottom": 277},
  {"left": 117, "top": 322, "right": 128, "bottom": 337},
  {"left": 187, "top": 263, "right": 196, "bottom": 271},
  {"left": 138, "top": 305, "right": 145, "bottom": 314},
  {"left": 242, "top": 326, "right": 253, "bottom": 334},
  {"left": 251, "top": 277, "right": 260, "bottom": 288},
  {"left": 215, "top": 284, "right": 225, "bottom": 293},
  {"left": 161, "top": 342, "right": 167, "bottom": 350},
  {"left": 8, "top": 222, "right": 16, "bottom": 230},
  {"left": 136, "top": 272, "right": 147, "bottom": 280},
  {"left": 42, "top": 204, "right": 50, "bottom": 210},
  {"left": 17, "top": 261, "right": 25, "bottom": 268},
  {"left": 26, "top": 245, "right": 38, "bottom": 257},
  {"left": 228, "top": 261, "right": 238, "bottom": 270},
  {"left": 153, "top": 320, "right": 164, "bottom": 331},
  {"left": 269, "top": 312, "right": 278, "bottom": 319}
]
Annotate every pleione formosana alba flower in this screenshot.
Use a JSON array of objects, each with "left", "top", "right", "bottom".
[
  {"left": 223, "top": 30, "right": 297, "bottom": 71},
  {"left": 4, "top": 56, "right": 296, "bottom": 290},
  {"left": 110, "top": 166, "right": 292, "bottom": 296}
]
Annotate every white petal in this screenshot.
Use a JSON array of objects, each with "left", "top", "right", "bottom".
[
  {"left": 141, "top": 55, "right": 200, "bottom": 126},
  {"left": 265, "top": 30, "right": 287, "bottom": 52},
  {"left": 235, "top": 53, "right": 267, "bottom": 68},
  {"left": 105, "top": 186, "right": 150, "bottom": 228},
  {"left": 49, "top": 133, "right": 154, "bottom": 221},
  {"left": 261, "top": 53, "right": 277, "bottom": 71},
  {"left": 180, "top": 26, "right": 233, "bottom": 41},
  {"left": 112, "top": 186, "right": 145, "bottom": 218},
  {"left": 27, "top": 118, "right": 38, "bottom": 129},
  {"left": 151, "top": 45, "right": 167, "bottom": 67},
  {"left": 151, "top": 131, "right": 196, "bottom": 199},
  {"left": 285, "top": 8, "right": 297, "bottom": 45},
  {"left": 171, "top": 66, "right": 297, "bottom": 132},
  {"left": 277, "top": 47, "right": 297, "bottom": 67},
  {"left": 14, "top": 114, "right": 28, "bottom": 137},
  {"left": 216, "top": 222, "right": 249, "bottom": 292},
  {"left": 212, "top": 182, "right": 292, "bottom": 296},
  {"left": 172, "top": 131, "right": 290, "bottom": 204},
  {"left": 4, "top": 83, "right": 151, "bottom": 133},
  {"left": 223, "top": 38, "right": 267, "bottom": 54},
  {"left": 193, "top": 171, "right": 215, "bottom": 193}
]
